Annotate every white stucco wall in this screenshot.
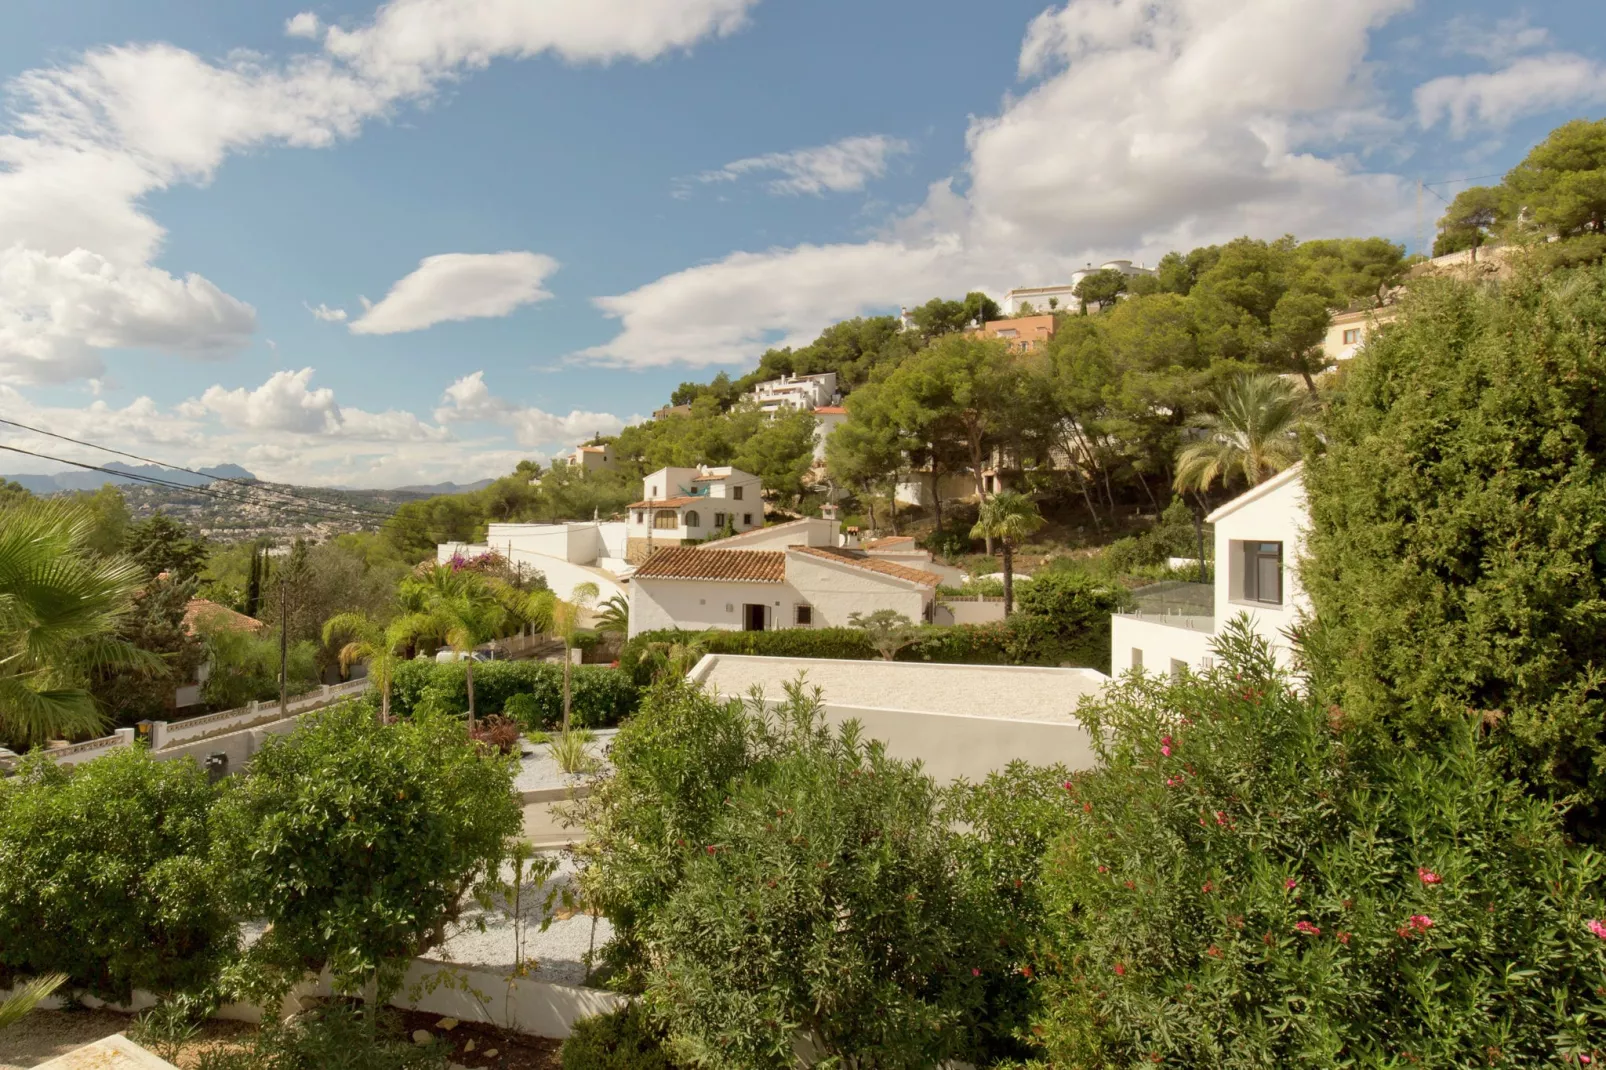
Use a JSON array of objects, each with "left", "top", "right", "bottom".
[
  {"left": 630, "top": 579, "right": 791, "bottom": 637},
  {"left": 1110, "top": 615, "right": 1216, "bottom": 676},
  {"left": 706, "top": 519, "right": 838, "bottom": 550},
  {"left": 1211, "top": 469, "right": 1307, "bottom": 668},
  {"left": 785, "top": 553, "right": 931, "bottom": 627},
  {"left": 870, "top": 552, "right": 967, "bottom": 586}
]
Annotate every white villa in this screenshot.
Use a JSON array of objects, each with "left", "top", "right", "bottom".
[
  {"left": 626, "top": 465, "right": 764, "bottom": 563},
  {"left": 564, "top": 442, "right": 616, "bottom": 472},
  {"left": 439, "top": 521, "right": 630, "bottom": 604},
  {"left": 1000, "top": 260, "right": 1157, "bottom": 315},
  {"left": 1322, "top": 306, "right": 1401, "bottom": 365},
  {"left": 628, "top": 543, "right": 939, "bottom": 639},
  {"left": 749, "top": 372, "right": 840, "bottom": 413},
  {"left": 1111, "top": 465, "right": 1307, "bottom": 676}
]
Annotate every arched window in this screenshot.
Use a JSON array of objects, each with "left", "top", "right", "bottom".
[
  {"left": 653, "top": 511, "right": 678, "bottom": 530},
  {"left": 684, "top": 510, "right": 701, "bottom": 528}
]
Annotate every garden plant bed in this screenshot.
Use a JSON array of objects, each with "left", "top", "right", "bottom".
[
  {"left": 392, "top": 1008, "right": 563, "bottom": 1070},
  {"left": 513, "top": 731, "right": 617, "bottom": 797}
]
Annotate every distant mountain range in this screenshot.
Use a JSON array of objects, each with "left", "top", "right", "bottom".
[
  {"left": 3, "top": 464, "right": 497, "bottom": 497},
  {"left": 2, "top": 462, "right": 257, "bottom": 494}
]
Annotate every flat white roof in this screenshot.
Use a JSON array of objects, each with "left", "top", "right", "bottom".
[{"left": 689, "top": 654, "right": 1107, "bottom": 724}]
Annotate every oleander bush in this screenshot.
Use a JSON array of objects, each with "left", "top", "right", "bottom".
[
  {"left": 561, "top": 1004, "right": 679, "bottom": 1070},
  {"left": 389, "top": 659, "right": 639, "bottom": 729},
  {"left": 1026, "top": 620, "right": 1606, "bottom": 1067}
]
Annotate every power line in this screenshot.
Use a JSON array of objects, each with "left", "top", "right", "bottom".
[
  {"left": 1423, "top": 172, "right": 1506, "bottom": 189},
  {"left": 0, "top": 416, "right": 399, "bottom": 522},
  {"left": 0, "top": 443, "right": 390, "bottom": 528}
]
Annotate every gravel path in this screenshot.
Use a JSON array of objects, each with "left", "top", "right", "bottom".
[
  {"left": 431, "top": 856, "right": 614, "bottom": 988},
  {"left": 512, "top": 732, "right": 617, "bottom": 795}
]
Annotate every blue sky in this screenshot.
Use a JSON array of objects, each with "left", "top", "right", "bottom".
[{"left": 0, "top": 0, "right": 1602, "bottom": 487}]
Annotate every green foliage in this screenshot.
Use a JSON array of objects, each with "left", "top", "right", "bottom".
[
  {"left": 122, "top": 514, "right": 209, "bottom": 581},
  {"left": 1074, "top": 267, "right": 1128, "bottom": 311},
  {"left": 1173, "top": 372, "right": 1309, "bottom": 492},
  {"left": 1102, "top": 497, "right": 1208, "bottom": 574},
  {"left": 848, "top": 608, "right": 922, "bottom": 660},
  {"left": 1303, "top": 267, "right": 1606, "bottom": 836},
  {"left": 89, "top": 573, "right": 206, "bottom": 727},
  {"left": 0, "top": 973, "right": 65, "bottom": 1033},
  {"left": 1007, "top": 572, "right": 1128, "bottom": 671},
  {"left": 1434, "top": 184, "right": 1504, "bottom": 260},
  {"left": 0, "top": 500, "right": 158, "bottom": 746},
  {"left": 576, "top": 682, "right": 1030, "bottom": 1068},
  {"left": 1027, "top": 621, "right": 1606, "bottom": 1067},
  {"left": 388, "top": 659, "right": 639, "bottom": 730},
  {"left": 0, "top": 748, "right": 235, "bottom": 1002},
  {"left": 195, "top": 1003, "right": 449, "bottom": 1070},
  {"left": 562, "top": 1004, "right": 679, "bottom": 1069},
  {"left": 199, "top": 625, "right": 319, "bottom": 711},
  {"left": 1506, "top": 118, "right": 1606, "bottom": 242},
  {"left": 211, "top": 703, "right": 521, "bottom": 1002}
]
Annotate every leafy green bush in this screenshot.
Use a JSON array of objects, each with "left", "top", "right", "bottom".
[
  {"left": 621, "top": 628, "right": 877, "bottom": 672},
  {"left": 562, "top": 1004, "right": 678, "bottom": 1069},
  {"left": 389, "top": 660, "right": 639, "bottom": 730},
  {"left": 575, "top": 681, "right": 1032, "bottom": 1068},
  {"left": 1026, "top": 621, "right": 1606, "bottom": 1067},
  {"left": 1100, "top": 498, "right": 1205, "bottom": 576},
  {"left": 0, "top": 748, "right": 235, "bottom": 1002},
  {"left": 1303, "top": 267, "right": 1606, "bottom": 836},
  {"left": 211, "top": 703, "right": 521, "bottom": 1003},
  {"left": 195, "top": 1002, "right": 448, "bottom": 1070}
]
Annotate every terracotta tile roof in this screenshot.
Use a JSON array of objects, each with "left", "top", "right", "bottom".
[
  {"left": 183, "top": 598, "right": 265, "bottom": 637},
  {"left": 813, "top": 405, "right": 848, "bottom": 414},
  {"left": 789, "top": 546, "right": 940, "bottom": 587},
  {"left": 863, "top": 536, "right": 915, "bottom": 551},
  {"left": 634, "top": 548, "right": 786, "bottom": 583},
  {"left": 628, "top": 496, "right": 705, "bottom": 509}
]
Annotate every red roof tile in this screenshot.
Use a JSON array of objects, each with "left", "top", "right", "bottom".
[
  {"left": 813, "top": 405, "right": 848, "bottom": 415},
  {"left": 183, "top": 598, "right": 265, "bottom": 637},
  {"left": 633, "top": 548, "right": 786, "bottom": 583},
  {"left": 628, "top": 496, "right": 706, "bottom": 509},
  {"left": 788, "top": 546, "right": 940, "bottom": 587}
]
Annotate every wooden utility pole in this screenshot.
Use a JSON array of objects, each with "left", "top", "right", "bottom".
[{"left": 278, "top": 577, "right": 289, "bottom": 716}]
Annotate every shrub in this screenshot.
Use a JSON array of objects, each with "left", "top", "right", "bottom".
[
  {"left": 0, "top": 747, "right": 235, "bottom": 1002},
  {"left": 1026, "top": 621, "right": 1606, "bottom": 1067},
  {"left": 211, "top": 703, "right": 521, "bottom": 1003},
  {"left": 389, "top": 660, "right": 639, "bottom": 730},
  {"left": 562, "top": 1004, "right": 678, "bottom": 1069},
  {"left": 621, "top": 629, "right": 877, "bottom": 673},
  {"left": 576, "top": 681, "right": 1029, "bottom": 1068},
  {"left": 1008, "top": 571, "right": 1129, "bottom": 670},
  {"left": 1302, "top": 267, "right": 1606, "bottom": 836},
  {"left": 195, "top": 1002, "right": 448, "bottom": 1070},
  {"left": 470, "top": 714, "right": 521, "bottom": 755}
]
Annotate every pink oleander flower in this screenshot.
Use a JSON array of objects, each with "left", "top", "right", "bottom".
[
  {"left": 1114, "top": 962, "right": 1126, "bottom": 976},
  {"left": 1201, "top": 881, "right": 1214, "bottom": 893},
  {"left": 972, "top": 968, "right": 981, "bottom": 976},
  {"left": 1587, "top": 918, "right": 1606, "bottom": 940},
  {"left": 1294, "top": 921, "right": 1320, "bottom": 936},
  {"left": 1417, "top": 867, "right": 1442, "bottom": 885},
  {"left": 1161, "top": 745, "right": 1172, "bottom": 757},
  {"left": 1285, "top": 878, "right": 1298, "bottom": 891},
  {"left": 1063, "top": 781, "right": 1074, "bottom": 791}
]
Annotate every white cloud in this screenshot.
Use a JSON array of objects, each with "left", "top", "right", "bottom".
[
  {"left": 1442, "top": 15, "right": 1551, "bottom": 64},
  {"left": 349, "top": 252, "right": 559, "bottom": 335},
  {"left": 583, "top": 0, "right": 1417, "bottom": 369},
  {"left": 285, "top": 12, "right": 323, "bottom": 40},
  {"left": 1416, "top": 53, "right": 1606, "bottom": 136},
  {"left": 307, "top": 302, "right": 348, "bottom": 322},
  {"left": 0, "top": 0, "right": 760, "bottom": 381},
  {"left": 187, "top": 368, "right": 342, "bottom": 433},
  {"left": 695, "top": 134, "right": 910, "bottom": 196},
  {"left": 434, "top": 371, "right": 628, "bottom": 447}
]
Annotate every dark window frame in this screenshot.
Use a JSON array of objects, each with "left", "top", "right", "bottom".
[{"left": 1242, "top": 540, "right": 1283, "bottom": 605}]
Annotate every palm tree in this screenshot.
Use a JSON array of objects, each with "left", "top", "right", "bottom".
[
  {"left": 322, "top": 612, "right": 415, "bottom": 724},
  {"left": 1173, "top": 374, "right": 1308, "bottom": 494},
  {"left": 400, "top": 566, "right": 509, "bottom": 737},
  {"left": 0, "top": 503, "right": 159, "bottom": 746},
  {"left": 594, "top": 593, "right": 629, "bottom": 637},
  {"left": 0, "top": 973, "right": 65, "bottom": 1032},
  {"left": 553, "top": 583, "right": 599, "bottom": 734},
  {"left": 969, "top": 492, "right": 1045, "bottom": 615}
]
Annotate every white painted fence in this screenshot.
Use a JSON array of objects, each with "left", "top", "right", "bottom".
[{"left": 45, "top": 680, "right": 369, "bottom": 767}]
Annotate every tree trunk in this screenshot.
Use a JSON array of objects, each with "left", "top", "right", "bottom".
[
  {"left": 380, "top": 678, "right": 390, "bottom": 726},
  {"left": 967, "top": 425, "right": 993, "bottom": 553},
  {"left": 931, "top": 470, "right": 944, "bottom": 536},
  {"left": 562, "top": 648, "right": 573, "bottom": 734},
  {"left": 865, "top": 494, "right": 876, "bottom": 536},
  {"left": 465, "top": 660, "right": 477, "bottom": 738},
  {"left": 1002, "top": 541, "right": 1015, "bottom": 616}
]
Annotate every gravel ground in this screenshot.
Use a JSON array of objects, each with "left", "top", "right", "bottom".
[
  {"left": 513, "top": 731, "right": 617, "bottom": 795},
  {"left": 697, "top": 657, "right": 1105, "bottom": 723},
  {"left": 431, "top": 856, "right": 614, "bottom": 988}
]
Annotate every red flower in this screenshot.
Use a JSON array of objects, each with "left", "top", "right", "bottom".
[
  {"left": 1417, "top": 867, "right": 1442, "bottom": 885},
  {"left": 1587, "top": 919, "right": 1606, "bottom": 941},
  {"left": 1206, "top": 945, "right": 1221, "bottom": 958},
  {"left": 1097, "top": 865, "right": 1108, "bottom": 873},
  {"left": 1063, "top": 780, "right": 1074, "bottom": 791},
  {"left": 705, "top": 845, "right": 717, "bottom": 855},
  {"left": 1114, "top": 962, "right": 1126, "bottom": 976},
  {"left": 972, "top": 968, "right": 981, "bottom": 976},
  {"left": 1337, "top": 931, "right": 1351, "bottom": 945},
  {"left": 1285, "top": 878, "right": 1298, "bottom": 891},
  {"left": 1294, "top": 920, "right": 1320, "bottom": 936},
  {"left": 1201, "top": 881, "right": 1214, "bottom": 893}
]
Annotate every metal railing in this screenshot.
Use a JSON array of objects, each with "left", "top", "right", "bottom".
[{"left": 1119, "top": 581, "right": 1216, "bottom": 634}]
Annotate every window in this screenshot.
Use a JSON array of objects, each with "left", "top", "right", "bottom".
[
  {"left": 996, "top": 328, "right": 1019, "bottom": 339},
  {"left": 1242, "top": 541, "right": 1283, "bottom": 605},
  {"left": 1131, "top": 648, "right": 1143, "bottom": 670},
  {"left": 743, "top": 513, "right": 753, "bottom": 526},
  {"left": 732, "top": 485, "right": 744, "bottom": 500},
  {"left": 714, "top": 512, "right": 726, "bottom": 528},
  {"left": 1170, "top": 658, "right": 1187, "bottom": 682},
  {"left": 649, "top": 485, "right": 658, "bottom": 498},
  {"left": 794, "top": 604, "right": 813, "bottom": 626},
  {"left": 1342, "top": 327, "right": 1361, "bottom": 345},
  {"left": 653, "top": 511, "right": 678, "bottom": 530},
  {"left": 684, "top": 511, "right": 701, "bottom": 528},
  {"left": 634, "top": 511, "right": 643, "bottom": 523}
]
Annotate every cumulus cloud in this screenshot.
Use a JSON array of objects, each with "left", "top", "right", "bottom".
[
  {"left": 434, "top": 371, "right": 628, "bottom": 447},
  {"left": 307, "top": 302, "right": 348, "bottom": 322},
  {"left": 285, "top": 12, "right": 323, "bottom": 39},
  {"left": 349, "top": 252, "right": 559, "bottom": 335},
  {"left": 186, "top": 368, "right": 342, "bottom": 433},
  {"left": 1441, "top": 15, "right": 1551, "bottom": 64},
  {"left": 0, "top": 0, "right": 760, "bottom": 381},
  {"left": 694, "top": 134, "right": 910, "bottom": 196},
  {"left": 582, "top": 0, "right": 1416, "bottom": 369},
  {"left": 1416, "top": 53, "right": 1606, "bottom": 136}
]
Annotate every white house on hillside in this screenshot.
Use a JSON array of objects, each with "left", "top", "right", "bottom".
[
  {"left": 564, "top": 442, "right": 616, "bottom": 472},
  {"left": 1110, "top": 465, "right": 1308, "bottom": 676},
  {"left": 626, "top": 465, "right": 764, "bottom": 563},
  {"left": 1000, "top": 260, "right": 1157, "bottom": 315},
  {"left": 749, "top": 372, "right": 840, "bottom": 413},
  {"left": 628, "top": 545, "right": 938, "bottom": 638},
  {"left": 1322, "top": 306, "right": 1401, "bottom": 365}
]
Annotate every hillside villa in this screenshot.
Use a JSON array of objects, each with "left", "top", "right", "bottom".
[
  {"left": 1111, "top": 464, "right": 1307, "bottom": 676},
  {"left": 748, "top": 371, "right": 841, "bottom": 413},
  {"left": 1322, "top": 306, "right": 1401, "bottom": 364},
  {"left": 439, "top": 521, "right": 631, "bottom": 604},
  {"left": 564, "top": 442, "right": 616, "bottom": 472},
  {"left": 626, "top": 465, "right": 765, "bottom": 563}
]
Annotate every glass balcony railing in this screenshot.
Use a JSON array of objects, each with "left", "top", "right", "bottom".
[{"left": 1118, "top": 581, "right": 1215, "bottom": 634}]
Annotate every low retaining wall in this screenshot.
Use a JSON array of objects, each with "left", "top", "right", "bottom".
[{"left": 5, "top": 960, "right": 624, "bottom": 1040}]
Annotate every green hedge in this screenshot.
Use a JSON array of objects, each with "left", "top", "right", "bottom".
[{"left": 387, "top": 660, "right": 640, "bottom": 730}]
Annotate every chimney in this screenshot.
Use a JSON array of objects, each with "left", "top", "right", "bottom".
[{"left": 841, "top": 524, "right": 861, "bottom": 550}]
